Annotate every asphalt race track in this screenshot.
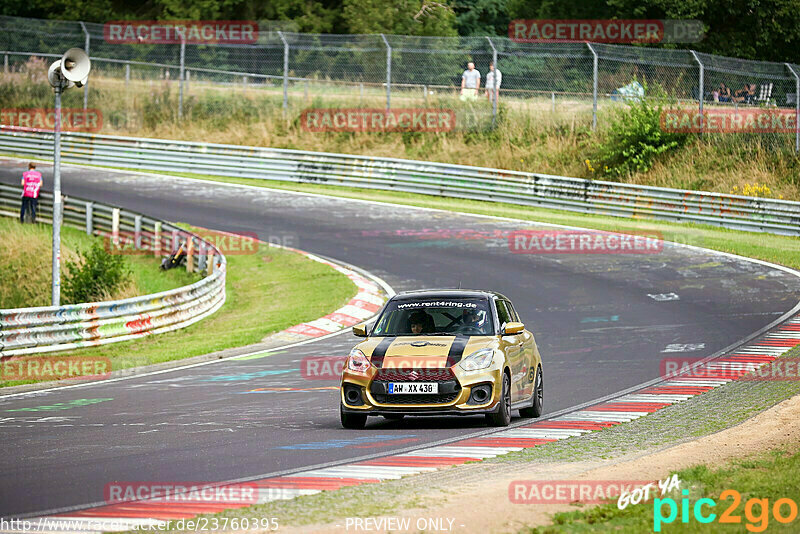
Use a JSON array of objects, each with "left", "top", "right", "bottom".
[{"left": 2, "top": 159, "right": 800, "bottom": 517}]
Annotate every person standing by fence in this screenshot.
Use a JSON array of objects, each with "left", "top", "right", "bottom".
[
  {"left": 460, "top": 61, "right": 481, "bottom": 101},
  {"left": 485, "top": 61, "right": 501, "bottom": 103},
  {"left": 20, "top": 162, "right": 43, "bottom": 224}
]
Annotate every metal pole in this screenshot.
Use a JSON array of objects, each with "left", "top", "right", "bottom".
[
  {"left": 552, "top": 92, "right": 555, "bottom": 112},
  {"left": 586, "top": 42, "right": 598, "bottom": 130},
  {"left": 380, "top": 34, "right": 391, "bottom": 110},
  {"left": 125, "top": 62, "right": 130, "bottom": 88},
  {"left": 80, "top": 22, "right": 90, "bottom": 111},
  {"left": 4, "top": 54, "right": 8, "bottom": 73},
  {"left": 278, "top": 31, "right": 289, "bottom": 110},
  {"left": 486, "top": 37, "right": 498, "bottom": 127},
  {"left": 51, "top": 86, "right": 63, "bottom": 306},
  {"left": 690, "top": 50, "right": 704, "bottom": 133},
  {"left": 786, "top": 63, "right": 800, "bottom": 153},
  {"left": 178, "top": 39, "right": 185, "bottom": 120}
]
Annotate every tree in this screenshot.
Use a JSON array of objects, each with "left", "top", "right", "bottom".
[{"left": 342, "top": 0, "right": 457, "bottom": 35}]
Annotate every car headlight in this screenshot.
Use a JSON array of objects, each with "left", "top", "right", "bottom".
[
  {"left": 459, "top": 348, "right": 495, "bottom": 372},
  {"left": 347, "top": 348, "right": 372, "bottom": 374}
]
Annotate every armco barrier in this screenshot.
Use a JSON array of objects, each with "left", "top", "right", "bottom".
[
  {"left": 1, "top": 126, "right": 799, "bottom": 235},
  {"left": 0, "top": 183, "right": 226, "bottom": 357}
]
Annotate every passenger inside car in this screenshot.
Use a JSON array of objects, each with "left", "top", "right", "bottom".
[{"left": 408, "top": 310, "right": 434, "bottom": 334}]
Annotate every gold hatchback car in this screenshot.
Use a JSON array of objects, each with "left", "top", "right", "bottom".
[{"left": 340, "top": 290, "right": 544, "bottom": 429}]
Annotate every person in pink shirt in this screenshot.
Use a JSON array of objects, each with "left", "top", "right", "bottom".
[{"left": 20, "top": 162, "right": 43, "bottom": 224}]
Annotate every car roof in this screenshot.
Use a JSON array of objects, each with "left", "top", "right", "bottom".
[{"left": 392, "top": 289, "right": 510, "bottom": 301}]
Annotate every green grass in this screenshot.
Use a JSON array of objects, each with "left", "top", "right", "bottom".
[
  {"left": 107, "top": 169, "right": 800, "bottom": 271},
  {"left": 0, "top": 221, "right": 358, "bottom": 388},
  {"left": 525, "top": 448, "right": 800, "bottom": 533},
  {"left": 0, "top": 216, "right": 194, "bottom": 308}
]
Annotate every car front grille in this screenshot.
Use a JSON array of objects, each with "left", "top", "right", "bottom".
[
  {"left": 371, "top": 392, "right": 460, "bottom": 405},
  {"left": 374, "top": 367, "right": 455, "bottom": 382}
]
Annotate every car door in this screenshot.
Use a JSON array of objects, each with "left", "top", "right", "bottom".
[
  {"left": 507, "top": 300, "right": 536, "bottom": 399},
  {"left": 495, "top": 299, "right": 524, "bottom": 402}
]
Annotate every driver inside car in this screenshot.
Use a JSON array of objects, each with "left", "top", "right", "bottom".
[{"left": 408, "top": 310, "right": 434, "bottom": 334}]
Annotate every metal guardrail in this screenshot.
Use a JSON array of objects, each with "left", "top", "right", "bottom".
[
  {"left": 0, "top": 181, "right": 227, "bottom": 356},
  {"left": 1, "top": 126, "right": 799, "bottom": 235}
]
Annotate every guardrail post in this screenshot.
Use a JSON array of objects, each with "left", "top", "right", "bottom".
[
  {"left": 486, "top": 37, "right": 498, "bottom": 128},
  {"left": 171, "top": 229, "right": 180, "bottom": 252},
  {"left": 278, "top": 31, "right": 289, "bottom": 111},
  {"left": 154, "top": 221, "right": 162, "bottom": 256},
  {"left": 85, "top": 202, "right": 93, "bottom": 235},
  {"left": 134, "top": 214, "right": 142, "bottom": 250},
  {"left": 207, "top": 251, "right": 214, "bottom": 275},
  {"left": 586, "top": 42, "right": 598, "bottom": 130},
  {"left": 690, "top": 50, "right": 704, "bottom": 134},
  {"left": 186, "top": 236, "right": 195, "bottom": 272},
  {"left": 79, "top": 22, "right": 90, "bottom": 111},
  {"left": 111, "top": 208, "right": 120, "bottom": 246},
  {"left": 786, "top": 63, "right": 799, "bottom": 154},
  {"left": 178, "top": 38, "right": 185, "bottom": 120},
  {"left": 198, "top": 241, "right": 207, "bottom": 272},
  {"left": 380, "top": 34, "right": 391, "bottom": 110}
]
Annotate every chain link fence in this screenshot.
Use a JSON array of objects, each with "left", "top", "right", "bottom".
[{"left": 1, "top": 15, "right": 799, "bottom": 149}]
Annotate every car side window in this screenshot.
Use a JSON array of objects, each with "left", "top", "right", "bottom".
[
  {"left": 495, "top": 299, "right": 511, "bottom": 327},
  {"left": 506, "top": 301, "right": 520, "bottom": 322}
]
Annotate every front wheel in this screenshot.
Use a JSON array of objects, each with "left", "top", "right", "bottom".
[
  {"left": 340, "top": 404, "right": 367, "bottom": 429},
  {"left": 520, "top": 366, "right": 543, "bottom": 418},
  {"left": 486, "top": 372, "right": 512, "bottom": 427}
]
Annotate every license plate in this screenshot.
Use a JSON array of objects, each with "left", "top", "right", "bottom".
[{"left": 387, "top": 382, "right": 438, "bottom": 394}]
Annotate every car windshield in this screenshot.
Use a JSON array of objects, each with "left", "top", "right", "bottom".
[{"left": 371, "top": 297, "right": 494, "bottom": 336}]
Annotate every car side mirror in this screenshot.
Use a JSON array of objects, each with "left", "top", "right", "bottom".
[
  {"left": 502, "top": 322, "right": 524, "bottom": 335},
  {"left": 352, "top": 324, "right": 368, "bottom": 337}
]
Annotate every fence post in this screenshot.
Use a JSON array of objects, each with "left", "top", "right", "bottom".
[
  {"left": 125, "top": 62, "right": 130, "bottom": 88},
  {"left": 178, "top": 38, "right": 185, "bottom": 120},
  {"left": 786, "top": 63, "right": 799, "bottom": 154},
  {"left": 586, "top": 42, "right": 598, "bottom": 130},
  {"left": 85, "top": 202, "right": 93, "bottom": 235},
  {"left": 486, "top": 37, "right": 498, "bottom": 128},
  {"left": 134, "top": 214, "right": 142, "bottom": 250},
  {"left": 111, "top": 208, "right": 120, "bottom": 247},
  {"left": 186, "top": 237, "right": 194, "bottom": 272},
  {"left": 380, "top": 34, "right": 391, "bottom": 110},
  {"left": 278, "top": 31, "right": 289, "bottom": 110},
  {"left": 206, "top": 251, "right": 214, "bottom": 275},
  {"left": 79, "top": 22, "right": 90, "bottom": 111},
  {"left": 423, "top": 84, "right": 428, "bottom": 106},
  {"left": 154, "top": 221, "right": 162, "bottom": 257},
  {"left": 185, "top": 69, "right": 190, "bottom": 90},
  {"left": 4, "top": 54, "right": 8, "bottom": 73},
  {"left": 552, "top": 92, "right": 555, "bottom": 112},
  {"left": 690, "top": 50, "right": 704, "bottom": 133}
]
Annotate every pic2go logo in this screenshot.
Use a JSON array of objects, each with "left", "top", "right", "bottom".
[{"left": 654, "top": 489, "right": 798, "bottom": 532}]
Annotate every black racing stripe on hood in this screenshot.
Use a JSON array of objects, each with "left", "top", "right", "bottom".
[
  {"left": 370, "top": 337, "right": 395, "bottom": 368},
  {"left": 446, "top": 335, "right": 469, "bottom": 367}
]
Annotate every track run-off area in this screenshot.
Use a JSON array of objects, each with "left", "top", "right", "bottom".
[{"left": 2, "top": 158, "right": 800, "bottom": 519}]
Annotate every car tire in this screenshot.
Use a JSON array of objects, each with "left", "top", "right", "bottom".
[
  {"left": 340, "top": 403, "right": 367, "bottom": 429},
  {"left": 519, "top": 366, "right": 543, "bottom": 418},
  {"left": 382, "top": 414, "right": 405, "bottom": 421},
  {"left": 487, "top": 372, "right": 512, "bottom": 427}
]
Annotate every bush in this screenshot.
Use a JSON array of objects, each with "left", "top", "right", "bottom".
[
  {"left": 63, "top": 242, "right": 132, "bottom": 304},
  {"left": 592, "top": 84, "right": 690, "bottom": 179}
]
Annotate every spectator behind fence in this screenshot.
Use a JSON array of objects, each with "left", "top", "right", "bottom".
[
  {"left": 20, "top": 162, "right": 43, "bottom": 224},
  {"left": 718, "top": 83, "right": 732, "bottom": 102},
  {"left": 485, "top": 61, "right": 502, "bottom": 103},
  {"left": 460, "top": 61, "right": 480, "bottom": 101}
]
